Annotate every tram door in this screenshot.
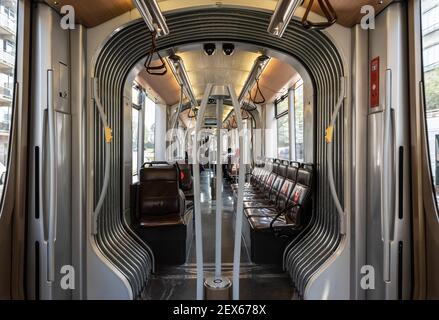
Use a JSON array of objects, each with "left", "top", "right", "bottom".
[
  {"left": 27, "top": 3, "right": 72, "bottom": 300},
  {"left": 366, "top": 2, "right": 412, "bottom": 300}
]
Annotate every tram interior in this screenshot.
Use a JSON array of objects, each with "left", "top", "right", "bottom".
[{"left": 0, "top": 0, "right": 438, "bottom": 302}]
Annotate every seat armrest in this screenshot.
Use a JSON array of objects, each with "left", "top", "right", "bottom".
[
  {"left": 130, "top": 182, "right": 140, "bottom": 224},
  {"left": 178, "top": 189, "right": 186, "bottom": 216}
]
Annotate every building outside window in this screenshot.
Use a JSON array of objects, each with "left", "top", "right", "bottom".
[
  {"left": 144, "top": 95, "right": 156, "bottom": 163},
  {"left": 294, "top": 82, "right": 304, "bottom": 162},
  {"left": 276, "top": 93, "right": 290, "bottom": 160},
  {"left": 0, "top": 0, "right": 17, "bottom": 197},
  {"left": 275, "top": 80, "right": 304, "bottom": 162},
  {"left": 422, "top": 0, "right": 439, "bottom": 201}
]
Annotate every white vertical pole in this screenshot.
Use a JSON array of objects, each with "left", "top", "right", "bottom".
[
  {"left": 288, "top": 88, "right": 296, "bottom": 161},
  {"left": 138, "top": 94, "right": 145, "bottom": 173},
  {"left": 229, "top": 85, "right": 245, "bottom": 300},
  {"left": 215, "top": 98, "right": 223, "bottom": 278},
  {"left": 194, "top": 84, "right": 213, "bottom": 300}
]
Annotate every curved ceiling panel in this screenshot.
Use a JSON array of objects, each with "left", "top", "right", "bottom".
[
  {"left": 44, "top": 0, "right": 393, "bottom": 28},
  {"left": 93, "top": 8, "right": 344, "bottom": 297}
]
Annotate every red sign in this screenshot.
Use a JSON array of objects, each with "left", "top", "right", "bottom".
[
  {"left": 370, "top": 57, "right": 380, "bottom": 108},
  {"left": 281, "top": 182, "right": 291, "bottom": 195},
  {"left": 293, "top": 190, "right": 301, "bottom": 203}
]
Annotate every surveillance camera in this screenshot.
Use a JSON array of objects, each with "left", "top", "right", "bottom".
[
  {"left": 204, "top": 43, "right": 216, "bottom": 56},
  {"left": 222, "top": 43, "right": 235, "bottom": 56}
]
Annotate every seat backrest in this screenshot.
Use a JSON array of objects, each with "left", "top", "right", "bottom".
[
  {"left": 287, "top": 165, "right": 299, "bottom": 182},
  {"left": 284, "top": 167, "right": 314, "bottom": 226},
  {"left": 263, "top": 162, "right": 280, "bottom": 192},
  {"left": 276, "top": 166, "right": 299, "bottom": 209},
  {"left": 254, "top": 161, "right": 273, "bottom": 188},
  {"left": 267, "top": 163, "right": 288, "bottom": 202},
  {"left": 176, "top": 163, "right": 193, "bottom": 193},
  {"left": 249, "top": 166, "right": 260, "bottom": 184},
  {"left": 301, "top": 163, "right": 314, "bottom": 173},
  {"left": 138, "top": 165, "right": 182, "bottom": 218},
  {"left": 290, "top": 161, "right": 301, "bottom": 169}
]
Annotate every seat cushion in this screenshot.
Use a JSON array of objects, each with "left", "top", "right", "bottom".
[
  {"left": 249, "top": 215, "right": 299, "bottom": 232},
  {"left": 232, "top": 183, "right": 252, "bottom": 190},
  {"left": 241, "top": 188, "right": 262, "bottom": 195},
  {"left": 243, "top": 200, "right": 276, "bottom": 209},
  {"left": 139, "top": 211, "right": 192, "bottom": 228},
  {"left": 244, "top": 207, "right": 278, "bottom": 218}
]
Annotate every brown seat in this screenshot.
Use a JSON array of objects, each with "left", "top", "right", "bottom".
[
  {"left": 139, "top": 213, "right": 191, "bottom": 228},
  {"left": 239, "top": 162, "right": 279, "bottom": 201},
  {"left": 132, "top": 164, "right": 193, "bottom": 265},
  {"left": 177, "top": 163, "right": 194, "bottom": 203},
  {"left": 241, "top": 165, "right": 314, "bottom": 264},
  {"left": 244, "top": 165, "right": 299, "bottom": 216},
  {"left": 243, "top": 164, "right": 288, "bottom": 209},
  {"left": 250, "top": 167, "right": 314, "bottom": 233}
]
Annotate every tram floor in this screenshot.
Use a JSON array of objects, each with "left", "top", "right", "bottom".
[{"left": 144, "top": 170, "right": 296, "bottom": 300}]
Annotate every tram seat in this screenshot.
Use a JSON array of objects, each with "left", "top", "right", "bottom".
[
  {"left": 232, "top": 161, "right": 277, "bottom": 212},
  {"left": 177, "top": 163, "right": 194, "bottom": 203},
  {"left": 242, "top": 166, "right": 313, "bottom": 264},
  {"left": 241, "top": 161, "right": 279, "bottom": 199},
  {"left": 242, "top": 163, "right": 288, "bottom": 209},
  {"left": 231, "top": 158, "right": 273, "bottom": 192},
  {"left": 244, "top": 164, "right": 299, "bottom": 214},
  {"left": 132, "top": 164, "right": 193, "bottom": 265}
]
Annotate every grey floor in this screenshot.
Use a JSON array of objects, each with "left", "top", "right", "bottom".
[{"left": 144, "top": 170, "right": 295, "bottom": 300}]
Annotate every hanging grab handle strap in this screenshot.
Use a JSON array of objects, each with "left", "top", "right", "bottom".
[
  {"left": 249, "top": 78, "right": 266, "bottom": 104},
  {"left": 302, "top": 0, "right": 337, "bottom": 30},
  {"left": 145, "top": 31, "right": 168, "bottom": 76}
]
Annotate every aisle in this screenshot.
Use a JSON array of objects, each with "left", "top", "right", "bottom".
[{"left": 144, "top": 170, "right": 294, "bottom": 300}]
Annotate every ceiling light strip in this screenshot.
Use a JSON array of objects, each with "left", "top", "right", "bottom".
[
  {"left": 238, "top": 55, "right": 271, "bottom": 104},
  {"left": 167, "top": 55, "right": 198, "bottom": 107}
]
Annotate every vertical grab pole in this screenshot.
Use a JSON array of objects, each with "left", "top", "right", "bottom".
[
  {"left": 92, "top": 78, "right": 112, "bottom": 235},
  {"left": 215, "top": 98, "right": 223, "bottom": 279},
  {"left": 326, "top": 77, "right": 346, "bottom": 234},
  {"left": 228, "top": 85, "right": 246, "bottom": 300},
  {"left": 194, "top": 84, "right": 213, "bottom": 299},
  {"left": 382, "top": 69, "right": 393, "bottom": 283},
  {"left": 47, "top": 70, "right": 57, "bottom": 286}
]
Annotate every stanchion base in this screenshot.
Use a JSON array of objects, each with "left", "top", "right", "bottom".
[{"left": 204, "top": 276, "right": 232, "bottom": 300}]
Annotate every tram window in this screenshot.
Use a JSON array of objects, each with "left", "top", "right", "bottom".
[
  {"left": 294, "top": 82, "right": 304, "bottom": 162},
  {"left": 132, "top": 108, "right": 140, "bottom": 178},
  {"left": 277, "top": 113, "right": 290, "bottom": 160},
  {"left": 421, "top": 0, "right": 439, "bottom": 201},
  {"left": 0, "top": 0, "right": 17, "bottom": 200},
  {"left": 144, "top": 95, "right": 155, "bottom": 163},
  {"left": 275, "top": 93, "right": 289, "bottom": 117}
]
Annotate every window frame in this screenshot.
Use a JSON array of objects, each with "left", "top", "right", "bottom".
[
  {"left": 293, "top": 81, "right": 304, "bottom": 162},
  {"left": 276, "top": 111, "right": 290, "bottom": 160},
  {"left": 275, "top": 92, "right": 289, "bottom": 119},
  {"left": 0, "top": 0, "right": 18, "bottom": 208},
  {"left": 421, "top": 0, "right": 439, "bottom": 210},
  {"left": 274, "top": 79, "right": 305, "bottom": 162},
  {"left": 143, "top": 93, "right": 156, "bottom": 163}
]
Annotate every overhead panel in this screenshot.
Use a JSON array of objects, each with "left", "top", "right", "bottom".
[
  {"left": 178, "top": 50, "right": 259, "bottom": 101},
  {"left": 250, "top": 58, "right": 301, "bottom": 103},
  {"left": 135, "top": 59, "right": 181, "bottom": 106},
  {"left": 44, "top": 0, "right": 394, "bottom": 28}
]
